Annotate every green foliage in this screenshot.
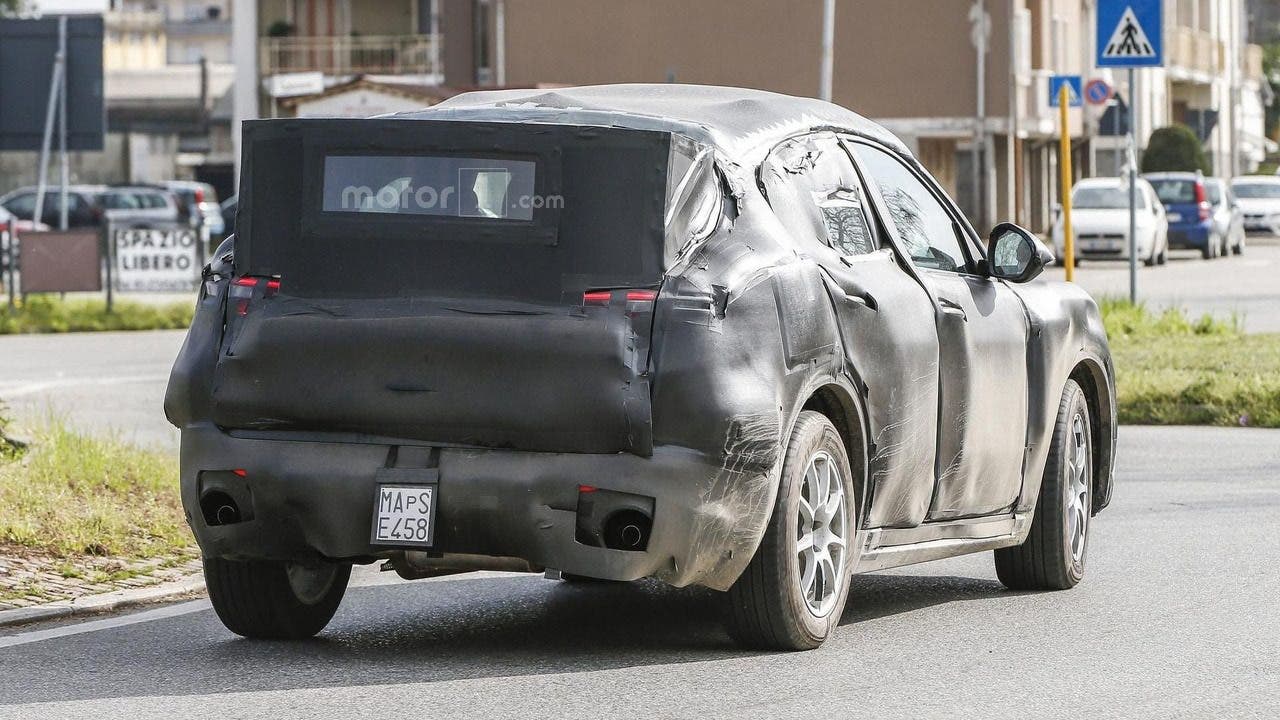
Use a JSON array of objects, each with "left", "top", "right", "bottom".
[
  {"left": 1101, "top": 300, "right": 1280, "bottom": 428},
  {"left": 0, "top": 417, "right": 193, "bottom": 558},
  {"left": 0, "top": 295, "right": 193, "bottom": 334},
  {"left": 1140, "top": 125, "right": 1211, "bottom": 175},
  {"left": 0, "top": 0, "right": 26, "bottom": 17}
]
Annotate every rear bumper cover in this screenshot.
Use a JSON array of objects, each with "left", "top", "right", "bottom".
[
  {"left": 179, "top": 423, "right": 774, "bottom": 591},
  {"left": 1167, "top": 224, "right": 1211, "bottom": 248}
]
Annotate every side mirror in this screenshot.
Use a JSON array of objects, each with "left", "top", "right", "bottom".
[{"left": 987, "top": 222, "right": 1054, "bottom": 283}]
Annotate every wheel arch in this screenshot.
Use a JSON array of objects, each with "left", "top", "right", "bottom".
[
  {"left": 1069, "top": 356, "right": 1115, "bottom": 514},
  {"left": 799, "top": 381, "right": 872, "bottom": 527}
]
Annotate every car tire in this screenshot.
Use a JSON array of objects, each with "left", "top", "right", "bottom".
[
  {"left": 204, "top": 556, "right": 351, "bottom": 639},
  {"left": 1157, "top": 246, "right": 1168, "bottom": 265},
  {"left": 1203, "top": 235, "right": 1218, "bottom": 260},
  {"left": 1233, "top": 234, "right": 1245, "bottom": 256},
  {"left": 994, "top": 379, "right": 1092, "bottom": 591},
  {"left": 725, "top": 411, "right": 856, "bottom": 651}
]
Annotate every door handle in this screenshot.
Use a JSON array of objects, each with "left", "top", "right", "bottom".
[
  {"left": 939, "top": 297, "right": 967, "bottom": 321},
  {"left": 842, "top": 286, "right": 877, "bottom": 311}
]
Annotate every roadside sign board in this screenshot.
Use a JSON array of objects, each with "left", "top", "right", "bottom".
[
  {"left": 112, "top": 224, "right": 201, "bottom": 292},
  {"left": 1096, "top": 0, "right": 1163, "bottom": 67},
  {"left": 1049, "top": 75, "right": 1083, "bottom": 107},
  {"left": 17, "top": 229, "right": 102, "bottom": 293},
  {"left": 1085, "top": 78, "right": 1113, "bottom": 105},
  {"left": 0, "top": 16, "right": 105, "bottom": 151}
]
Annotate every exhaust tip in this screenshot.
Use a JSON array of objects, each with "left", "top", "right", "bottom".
[
  {"left": 603, "top": 510, "right": 651, "bottom": 551},
  {"left": 200, "top": 490, "right": 243, "bottom": 526}
]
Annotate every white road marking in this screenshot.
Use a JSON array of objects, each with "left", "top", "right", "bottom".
[
  {"left": 0, "top": 600, "right": 211, "bottom": 650},
  {"left": 0, "top": 374, "right": 171, "bottom": 399}
]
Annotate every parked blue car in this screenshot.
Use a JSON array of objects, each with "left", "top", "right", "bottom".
[{"left": 1143, "top": 172, "right": 1229, "bottom": 259}]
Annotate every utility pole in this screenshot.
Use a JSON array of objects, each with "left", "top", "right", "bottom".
[{"left": 819, "top": 0, "right": 835, "bottom": 101}]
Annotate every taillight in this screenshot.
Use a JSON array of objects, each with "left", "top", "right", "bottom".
[
  {"left": 194, "top": 187, "right": 205, "bottom": 204},
  {"left": 1195, "top": 182, "right": 1210, "bottom": 221},
  {"left": 582, "top": 288, "right": 658, "bottom": 315},
  {"left": 231, "top": 276, "right": 281, "bottom": 315}
]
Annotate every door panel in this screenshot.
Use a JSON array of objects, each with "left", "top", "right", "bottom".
[
  {"left": 848, "top": 139, "right": 1031, "bottom": 522},
  {"left": 760, "top": 133, "right": 940, "bottom": 529},
  {"left": 924, "top": 270, "right": 1029, "bottom": 520},
  {"left": 823, "top": 251, "right": 940, "bottom": 527}
]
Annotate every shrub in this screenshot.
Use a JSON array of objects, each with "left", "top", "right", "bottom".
[{"left": 1140, "top": 124, "right": 1211, "bottom": 175}]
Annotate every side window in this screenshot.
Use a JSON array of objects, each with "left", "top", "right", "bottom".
[
  {"left": 762, "top": 133, "right": 877, "bottom": 256},
  {"left": 3, "top": 193, "right": 36, "bottom": 219},
  {"left": 849, "top": 143, "right": 970, "bottom": 273}
]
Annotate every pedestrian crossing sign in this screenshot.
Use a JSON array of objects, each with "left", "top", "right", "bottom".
[
  {"left": 1049, "top": 75, "right": 1083, "bottom": 108},
  {"left": 1096, "top": 0, "right": 1163, "bottom": 67}
]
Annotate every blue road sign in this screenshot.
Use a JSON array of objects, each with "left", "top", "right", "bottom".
[
  {"left": 1049, "top": 75, "right": 1083, "bottom": 108},
  {"left": 1085, "top": 78, "right": 1113, "bottom": 105},
  {"left": 1096, "top": 0, "right": 1163, "bottom": 67}
]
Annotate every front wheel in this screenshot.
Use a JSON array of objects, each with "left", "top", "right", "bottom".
[
  {"left": 725, "top": 411, "right": 857, "bottom": 650},
  {"left": 205, "top": 557, "right": 351, "bottom": 639},
  {"left": 994, "top": 379, "right": 1092, "bottom": 590}
]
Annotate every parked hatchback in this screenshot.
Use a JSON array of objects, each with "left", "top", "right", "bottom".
[
  {"left": 167, "top": 85, "right": 1116, "bottom": 650},
  {"left": 1144, "top": 172, "right": 1227, "bottom": 259}
]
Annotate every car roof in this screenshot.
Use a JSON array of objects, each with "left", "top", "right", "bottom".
[
  {"left": 1142, "top": 172, "right": 1201, "bottom": 180},
  {"left": 1231, "top": 175, "right": 1280, "bottom": 183},
  {"left": 397, "top": 83, "right": 909, "bottom": 166}
]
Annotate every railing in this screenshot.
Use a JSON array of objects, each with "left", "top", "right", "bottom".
[
  {"left": 260, "top": 34, "right": 441, "bottom": 77},
  {"left": 1169, "top": 26, "right": 1219, "bottom": 76}
]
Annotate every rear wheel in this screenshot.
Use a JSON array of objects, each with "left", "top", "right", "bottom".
[
  {"left": 725, "top": 411, "right": 856, "bottom": 651},
  {"left": 994, "top": 379, "right": 1092, "bottom": 591},
  {"left": 1203, "top": 234, "right": 1219, "bottom": 260},
  {"left": 205, "top": 556, "right": 350, "bottom": 639},
  {"left": 1233, "top": 233, "right": 1245, "bottom": 255}
]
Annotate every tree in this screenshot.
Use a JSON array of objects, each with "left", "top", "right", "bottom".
[
  {"left": 1141, "top": 125, "right": 1211, "bottom": 175},
  {"left": 0, "top": 0, "right": 27, "bottom": 17}
]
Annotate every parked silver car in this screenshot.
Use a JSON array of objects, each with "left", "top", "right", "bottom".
[{"left": 1203, "top": 178, "right": 1245, "bottom": 255}]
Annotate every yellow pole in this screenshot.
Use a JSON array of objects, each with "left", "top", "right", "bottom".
[{"left": 1059, "top": 83, "right": 1075, "bottom": 282}]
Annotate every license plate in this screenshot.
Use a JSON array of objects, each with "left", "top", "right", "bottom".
[
  {"left": 371, "top": 484, "right": 436, "bottom": 546},
  {"left": 1167, "top": 212, "right": 1182, "bottom": 222}
]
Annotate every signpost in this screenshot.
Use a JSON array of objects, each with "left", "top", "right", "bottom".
[
  {"left": 1057, "top": 83, "right": 1076, "bottom": 282},
  {"left": 1096, "top": 0, "right": 1163, "bottom": 303}
]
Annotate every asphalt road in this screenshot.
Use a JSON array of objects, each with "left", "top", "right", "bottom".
[
  {"left": 1, "top": 425, "right": 1277, "bottom": 719},
  {"left": 0, "top": 329, "right": 184, "bottom": 448},
  {"left": 1040, "top": 236, "right": 1280, "bottom": 333}
]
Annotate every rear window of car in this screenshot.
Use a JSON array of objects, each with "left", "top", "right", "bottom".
[
  {"left": 1205, "top": 182, "right": 1223, "bottom": 204},
  {"left": 1073, "top": 186, "right": 1144, "bottom": 209},
  {"left": 1149, "top": 179, "right": 1196, "bottom": 204},
  {"left": 1232, "top": 182, "right": 1280, "bottom": 199},
  {"left": 321, "top": 155, "right": 539, "bottom": 221}
]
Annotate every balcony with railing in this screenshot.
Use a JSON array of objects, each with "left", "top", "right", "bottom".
[
  {"left": 1169, "top": 26, "right": 1222, "bottom": 79},
  {"left": 260, "top": 34, "right": 441, "bottom": 77}
]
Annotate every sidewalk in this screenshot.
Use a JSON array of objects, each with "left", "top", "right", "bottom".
[{"left": 0, "top": 549, "right": 201, "bottom": 612}]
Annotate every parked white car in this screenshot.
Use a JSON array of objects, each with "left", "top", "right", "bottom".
[
  {"left": 1230, "top": 176, "right": 1280, "bottom": 235},
  {"left": 1051, "top": 178, "right": 1168, "bottom": 266}
]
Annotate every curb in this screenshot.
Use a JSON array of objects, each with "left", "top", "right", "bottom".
[{"left": 0, "top": 573, "right": 206, "bottom": 629}]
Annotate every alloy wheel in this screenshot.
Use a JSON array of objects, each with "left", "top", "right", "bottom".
[
  {"left": 1065, "top": 413, "right": 1091, "bottom": 565},
  {"left": 796, "top": 450, "right": 849, "bottom": 617}
]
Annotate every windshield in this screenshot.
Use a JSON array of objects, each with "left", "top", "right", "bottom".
[
  {"left": 1074, "top": 186, "right": 1144, "bottom": 209},
  {"left": 1232, "top": 182, "right": 1280, "bottom": 199},
  {"left": 1148, "top": 179, "right": 1197, "bottom": 204}
]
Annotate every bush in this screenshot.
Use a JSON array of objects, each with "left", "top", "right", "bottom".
[{"left": 1140, "top": 125, "right": 1211, "bottom": 175}]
